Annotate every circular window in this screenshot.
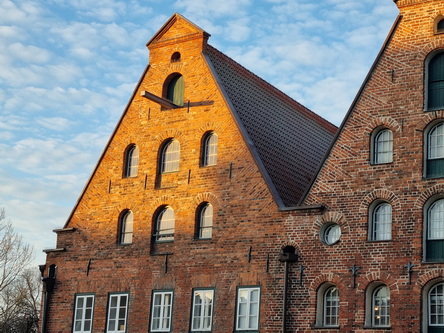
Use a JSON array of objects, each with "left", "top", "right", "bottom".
[{"left": 321, "top": 223, "right": 341, "bottom": 245}]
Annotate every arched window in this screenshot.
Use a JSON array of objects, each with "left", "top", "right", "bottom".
[
  {"left": 372, "top": 285, "right": 390, "bottom": 327},
  {"left": 323, "top": 286, "right": 339, "bottom": 327},
  {"left": 154, "top": 206, "right": 175, "bottom": 242},
  {"left": 427, "top": 52, "right": 444, "bottom": 111},
  {"left": 426, "top": 198, "right": 444, "bottom": 262},
  {"left": 197, "top": 203, "right": 213, "bottom": 239},
  {"left": 160, "top": 140, "right": 180, "bottom": 173},
  {"left": 171, "top": 52, "right": 181, "bottom": 62},
  {"left": 202, "top": 132, "right": 218, "bottom": 167},
  {"left": 438, "top": 19, "right": 444, "bottom": 34},
  {"left": 119, "top": 210, "right": 133, "bottom": 244},
  {"left": 372, "top": 128, "right": 393, "bottom": 164},
  {"left": 123, "top": 145, "right": 139, "bottom": 178},
  {"left": 166, "top": 74, "right": 184, "bottom": 106},
  {"left": 426, "top": 122, "right": 444, "bottom": 178},
  {"left": 370, "top": 202, "right": 392, "bottom": 241},
  {"left": 428, "top": 282, "right": 444, "bottom": 332}
]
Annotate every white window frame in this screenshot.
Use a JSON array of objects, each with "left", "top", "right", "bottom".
[
  {"left": 429, "top": 283, "right": 444, "bottom": 328},
  {"left": 73, "top": 294, "right": 95, "bottom": 333},
  {"left": 371, "top": 202, "right": 392, "bottom": 241},
  {"left": 203, "top": 132, "right": 218, "bottom": 166},
  {"left": 150, "top": 291, "right": 173, "bottom": 332},
  {"left": 155, "top": 206, "right": 175, "bottom": 242},
  {"left": 106, "top": 293, "right": 129, "bottom": 333},
  {"left": 161, "top": 140, "right": 180, "bottom": 173},
  {"left": 373, "top": 129, "right": 393, "bottom": 164},
  {"left": 323, "top": 286, "right": 339, "bottom": 327},
  {"left": 235, "top": 287, "right": 260, "bottom": 331},
  {"left": 119, "top": 210, "right": 134, "bottom": 244},
  {"left": 372, "top": 286, "right": 390, "bottom": 327},
  {"left": 191, "top": 289, "right": 214, "bottom": 332},
  {"left": 124, "top": 145, "right": 139, "bottom": 178},
  {"left": 198, "top": 203, "right": 213, "bottom": 239}
]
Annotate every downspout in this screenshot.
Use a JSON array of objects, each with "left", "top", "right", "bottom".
[
  {"left": 279, "top": 247, "right": 298, "bottom": 333},
  {"left": 39, "top": 264, "right": 57, "bottom": 333}
]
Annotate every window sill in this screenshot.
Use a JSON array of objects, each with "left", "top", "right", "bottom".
[
  {"left": 422, "top": 260, "right": 444, "bottom": 264},
  {"left": 311, "top": 325, "right": 340, "bottom": 330},
  {"left": 362, "top": 326, "right": 391, "bottom": 330},
  {"left": 366, "top": 239, "right": 393, "bottom": 243}
]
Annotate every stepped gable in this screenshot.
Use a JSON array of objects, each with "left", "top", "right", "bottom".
[{"left": 205, "top": 45, "right": 337, "bottom": 207}]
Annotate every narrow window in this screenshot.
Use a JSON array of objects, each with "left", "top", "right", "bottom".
[
  {"left": 373, "top": 129, "right": 393, "bottom": 164},
  {"left": 106, "top": 293, "right": 129, "bottom": 333},
  {"left": 429, "top": 283, "right": 444, "bottom": 331},
  {"left": 439, "top": 20, "right": 444, "bottom": 34},
  {"left": 161, "top": 140, "right": 180, "bottom": 173},
  {"left": 426, "top": 199, "right": 444, "bottom": 262},
  {"left": 171, "top": 52, "right": 181, "bottom": 62},
  {"left": 191, "top": 289, "right": 214, "bottom": 332},
  {"left": 428, "top": 53, "right": 444, "bottom": 111},
  {"left": 166, "top": 74, "right": 184, "bottom": 106},
  {"left": 202, "top": 132, "right": 218, "bottom": 166},
  {"left": 73, "top": 294, "right": 95, "bottom": 333},
  {"left": 124, "top": 145, "right": 139, "bottom": 178},
  {"left": 372, "top": 286, "right": 390, "bottom": 327},
  {"left": 427, "top": 123, "right": 444, "bottom": 178},
  {"left": 119, "top": 210, "right": 133, "bottom": 245},
  {"left": 154, "top": 206, "right": 175, "bottom": 242},
  {"left": 370, "top": 202, "right": 392, "bottom": 241},
  {"left": 236, "top": 287, "right": 260, "bottom": 331},
  {"left": 197, "top": 203, "right": 213, "bottom": 239},
  {"left": 323, "top": 286, "right": 339, "bottom": 327},
  {"left": 150, "top": 291, "right": 173, "bottom": 332}
]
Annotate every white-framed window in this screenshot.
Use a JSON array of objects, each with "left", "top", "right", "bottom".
[
  {"left": 236, "top": 287, "right": 260, "bottom": 331},
  {"left": 370, "top": 202, "right": 392, "bottom": 241},
  {"left": 123, "top": 145, "right": 139, "bottom": 178},
  {"left": 323, "top": 286, "right": 339, "bottom": 327},
  {"left": 154, "top": 206, "right": 175, "bottom": 242},
  {"left": 161, "top": 140, "right": 180, "bottom": 173},
  {"left": 202, "top": 132, "right": 218, "bottom": 166},
  {"left": 119, "top": 210, "right": 133, "bottom": 244},
  {"left": 372, "top": 285, "right": 390, "bottom": 327},
  {"left": 73, "top": 294, "right": 95, "bottom": 333},
  {"left": 150, "top": 291, "right": 173, "bottom": 332},
  {"left": 426, "top": 122, "right": 444, "bottom": 179},
  {"left": 106, "top": 293, "right": 129, "bottom": 333},
  {"left": 427, "top": 52, "right": 444, "bottom": 111},
  {"left": 429, "top": 283, "right": 444, "bottom": 330},
  {"left": 373, "top": 128, "right": 393, "bottom": 164},
  {"left": 191, "top": 289, "right": 214, "bottom": 332},
  {"left": 320, "top": 223, "right": 341, "bottom": 245},
  {"left": 426, "top": 198, "right": 444, "bottom": 262},
  {"left": 197, "top": 203, "right": 213, "bottom": 239}
]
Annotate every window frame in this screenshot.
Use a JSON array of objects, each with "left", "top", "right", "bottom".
[
  {"left": 165, "top": 74, "right": 184, "bottom": 107},
  {"left": 371, "top": 285, "right": 390, "bottom": 327},
  {"left": 160, "top": 140, "right": 180, "bottom": 174},
  {"left": 118, "top": 210, "right": 134, "bottom": 245},
  {"left": 196, "top": 203, "right": 213, "bottom": 240},
  {"left": 150, "top": 290, "right": 174, "bottom": 333},
  {"left": 154, "top": 206, "right": 175, "bottom": 243},
  {"left": 371, "top": 128, "right": 393, "bottom": 165},
  {"left": 190, "top": 288, "right": 215, "bottom": 332},
  {"left": 202, "top": 132, "right": 218, "bottom": 167},
  {"left": 123, "top": 145, "right": 139, "bottom": 178},
  {"left": 235, "top": 286, "right": 261, "bottom": 332},
  {"left": 425, "top": 198, "right": 444, "bottom": 262},
  {"left": 320, "top": 223, "right": 341, "bottom": 245},
  {"left": 369, "top": 201, "right": 392, "bottom": 241},
  {"left": 426, "top": 122, "right": 444, "bottom": 179},
  {"left": 72, "top": 293, "right": 95, "bottom": 333},
  {"left": 106, "top": 292, "right": 129, "bottom": 333},
  {"left": 315, "top": 283, "right": 340, "bottom": 328},
  {"left": 425, "top": 51, "right": 444, "bottom": 111}
]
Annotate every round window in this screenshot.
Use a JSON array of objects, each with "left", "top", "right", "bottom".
[{"left": 322, "top": 223, "right": 341, "bottom": 245}]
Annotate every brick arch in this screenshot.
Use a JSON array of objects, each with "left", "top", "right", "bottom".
[
  {"left": 192, "top": 192, "right": 221, "bottom": 208},
  {"left": 362, "top": 271, "right": 399, "bottom": 292},
  {"left": 360, "top": 189, "right": 399, "bottom": 212},
  {"left": 364, "top": 116, "right": 402, "bottom": 135},
  {"left": 313, "top": 211, "right": 347, "bottom": 232},
  {"left": 279, "top": 241, "right": 301, "bottom": 257},
  {"left": 414, "top": 110, "right": 444, "bottom": 132},
  {"left": 417, "top": 269, "right": 444, "bottom": 287},
  {"left": 154, "top": 129, "right": 184, "bottom": 146},
  {"left": 309, "top": 273, "right": 344, "bottom": 293},
  {"left": 198, "top": 122, "right": 223, "bottom": 135},
  {"left": 414, "top": 184, "right": 444, "bottom": 209},
  {"left": 147, "top": 195, "right": 180, "bottom": 212}
]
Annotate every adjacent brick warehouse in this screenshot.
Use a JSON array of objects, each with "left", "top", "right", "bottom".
[{"left": 42, "top": 1, "right": 444, "bottom": 332}]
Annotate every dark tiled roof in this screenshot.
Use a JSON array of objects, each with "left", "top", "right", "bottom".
[{"left": 205, "top": 45, "right": 337, "bottom": 207}]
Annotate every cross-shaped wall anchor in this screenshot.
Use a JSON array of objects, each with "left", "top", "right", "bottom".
[
  {"left": 349, "top": 264, "right": 360, "bottom": 289},
  {"left": 404, "top": 262, "right": 415, "bottom": 285}
]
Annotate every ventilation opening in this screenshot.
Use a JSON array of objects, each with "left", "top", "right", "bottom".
[
  {"left": 279, "top": 245, "right": 298, "bottom": 262},
  {"left": 171, "top": 52, "right": 181, "bottom": 63}
]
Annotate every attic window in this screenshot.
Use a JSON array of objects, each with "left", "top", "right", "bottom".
[
  {"left": 435, "top": 17, "right": 444, "bottom": 34},
  {"left": 171, "top": 52, "right": 181, "bottom": 62}
]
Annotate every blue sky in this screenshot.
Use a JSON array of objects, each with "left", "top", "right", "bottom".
[{"left": 0, "top": 0, "right": 399, "bottom": 265}]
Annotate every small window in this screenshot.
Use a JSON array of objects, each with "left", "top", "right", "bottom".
[
  {"left": 197, "top": 203, "right": 213, "bottom": 239},
  {"left": 119, "top": 210, "right": 133, "bottom": 245},
  {"left": 154, "top": 206, "right": 175, "bottom": 242},
  {"left": 370, "top": 202, "right": 392, "bottom": 241},
  {"left": 202, "top": 132, "right": 218, "bottom": 166},
  {"left": 191, "top": 289, "right": 214, "bottom": 332},
  {"left": 160, "top": 140, "right": 180, "bottom": 173},
  {"left": 372, "top": 286, "right": 390, "bottom": 327},
  {"left": 372, "top": 129, "right": 393, "bottom": 164},
  {"left": 323, "top": 286, "right": 340, "bottom": 327},
  {"left": 235, "top": 287, "right": 260, "bottom": 331},
  {"left": 321, "top": 223, "right": 341, "bottom": 245},
  {"left": 150, "top": 291, "right": 173, "bottom": 332},
  {"left": 106, "top": 293, "right": 129, "bottom": 333},
  {"left": 166, "top": 74, "right": 184, "bottom": 106},
  {"left": 428, "top": 283, "right": 444, "bottom": 331},
  {"left": 123, "top": 145, "right": 139, "bottom": 178},
  {"left": 425, "top": 198, "right": 444, "bottom": 262},
  {"left": 171, "top": 52, "right": 181, "bottom": 62},
  {"left": 426, "top": 122, "right": 444, "bottom": 178},
  {"left": 427, "top": 52, "right": 444, "bottom": 111},
  {"left": 436, "top": 18, "right": 444, "bottom": 34},
  {"left": 73, "top": 294, "right": 95, "bottom": 333}
]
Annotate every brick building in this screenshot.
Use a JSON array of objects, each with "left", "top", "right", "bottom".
[{"left": 41, "top": 0, "right": 444, "bottom": 332}]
